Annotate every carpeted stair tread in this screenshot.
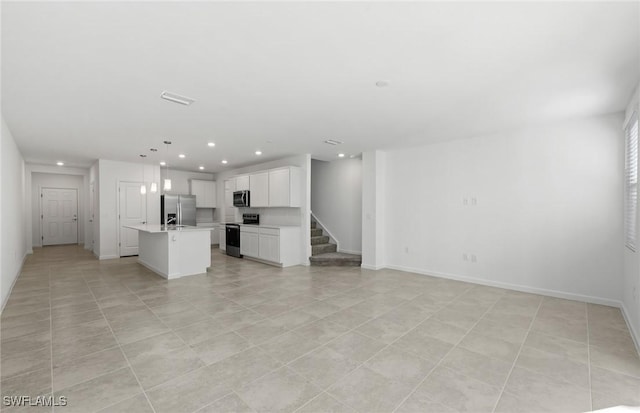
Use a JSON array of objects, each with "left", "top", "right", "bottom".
[
  {"left": 312, "top": 243, "right": 337, "bottom": 255},
  {"left": 311, "top": 235, "right": 330, "bottom": 245}
]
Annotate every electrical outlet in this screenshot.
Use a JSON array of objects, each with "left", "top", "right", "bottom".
[
  {"left": 463, "top": 198, "right": 468, "bottom": 206},
  {"left": 471, "top": 254, "right": 477, "bottom": 263},
  {"left": 471, "top": 197, "right": 477, "bottom": 206},
  {"left": 463, "top": 253, "right": 468, "bottom": 261}
]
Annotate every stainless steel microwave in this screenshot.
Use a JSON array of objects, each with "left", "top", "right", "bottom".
[{"left": 233, "top": 190, "right": 250, "bottom": 207}]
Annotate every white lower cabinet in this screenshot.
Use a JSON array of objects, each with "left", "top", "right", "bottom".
[
  {"left": 239, "top": 225, "right": 300, "bottom": 266},
  {"left": 258, "top": 231, "right": 280, "bottom": 263},
  {"left": 240, "top": 227, "right": 259, "bottom": 257}
]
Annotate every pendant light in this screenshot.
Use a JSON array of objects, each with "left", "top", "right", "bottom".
[
  {"left": 140, "top": 155, "right": 147, "bottom": 195},
  {"left": 163, "top": 141, "right": 172, "bottom": 192},
  {"left": 150, "top": 148, "right": 158, "bottom": 193}
]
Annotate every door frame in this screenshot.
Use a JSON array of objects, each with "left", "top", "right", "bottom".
[
  {"left": 40, "top": 186, "right": 79, "bottom": 246},
  {"left": 117, "top": 180, "right": 146, "bottom": 257}
]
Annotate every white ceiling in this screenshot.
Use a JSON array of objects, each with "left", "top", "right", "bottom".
[{"left": 2, "top": 1, "right": 638, "bottom": 172}]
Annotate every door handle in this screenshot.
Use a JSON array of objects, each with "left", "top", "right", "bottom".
[
  {"left": 72, "top": 218, "right": 77, "bottom": 221},
  {"left": 141, "top": 221, "right": 146, "bottom": 224}
]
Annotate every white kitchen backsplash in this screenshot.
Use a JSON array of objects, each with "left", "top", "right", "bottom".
[{"left": 240, "top": 207, "right": 301, "bottom": 226}]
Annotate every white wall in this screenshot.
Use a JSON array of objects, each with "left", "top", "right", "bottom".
[
  {"left": 362, "top": 151, "right": 386, "bottom": 269},
  {"left": 160, "top": 169, "right": 217, "bottom": 223},
  {"left": 30, "top": 172, "right": 85, "bottom": 247},
  {"left": 311, "top": 158, "right": 362, "bottom": 254},
  {"left": 25, "top": 164, "right": 90, "bottom": 253},
  {"left": 90, "top": 162, "right": 99, "bottom": 256},
  {"left": 1, "top": 118, "right": 27, "bottom": 310},
  {"left": 623, "top": 83, "right": 640, "bottom": 349},
  {"left": 384, "top": 114, "right": 624, "bottom": 305},
  {"left": 216, "top": 154, "right": 312, "bottom": 265},
  {"left": 160, "top": 169, "right": 215, "bottom": 196},
  {"left": 97, "top": 160, "right": 161, "bottom": 259}
]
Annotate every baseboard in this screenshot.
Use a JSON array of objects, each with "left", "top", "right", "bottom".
[
  {"left": 620, "top": 303, "right": 640, "bottom": 356},
  {"left": 385, "top": 264, "right": 622, "bottom": 308},
  {"left": 98, "top": 254, "right": 119, "bottom": 260},
  {"left": 136, "top": 258, "right": 173, "bottom": 279},
  {"left": 361, "top": 263, "right": 386, "bottom": 270},
  {"left": 1, "top": 252, "right": 29, "bottom": 314}
]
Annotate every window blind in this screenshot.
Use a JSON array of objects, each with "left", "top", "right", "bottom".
[{"left": 625, "top": 112, "right": 639, "bottom": 251}]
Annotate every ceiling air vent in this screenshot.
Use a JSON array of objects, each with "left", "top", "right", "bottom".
[
  {"left": 324, "top": 139, "right": 343, "bottom": 145},
  {"left": 160, "top": 91, "right": 195, "bottom": 106}
]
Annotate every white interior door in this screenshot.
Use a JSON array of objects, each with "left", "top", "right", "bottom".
[
  {"left": 42, "top": 188, "right": 78, "bottom": 245},
  {"left": 119, "top": 182, "right": 146, "bottom": 257}
]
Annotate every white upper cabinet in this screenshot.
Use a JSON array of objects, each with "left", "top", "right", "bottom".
[
  {"left": 268, "top": 167, "right": 300, "bottom": 207},
  {"left": 236, "top": 175, "right": 250, "bottom": 191},
  {"left": 249, "top": 172, "right": 269, "bottom": 207},
  {"left": 224, "top": 179, "right": 236, "bottom": 208},
  {"left": 228, "top": 165, "right": 301, "bottom": 208},
  {"left": 190, "top": 180, "right": 217, "bottom": 208}
]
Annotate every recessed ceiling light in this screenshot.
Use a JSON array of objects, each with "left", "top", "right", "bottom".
[
  {"left": 221, "top": 160, "right": 228, "bottom": 164},
  {"left": 160, "top": 161, "right": 166, "bottom": 166},
  {"left": 160, "top": 91, "right": 195, "bottom": 106},
  {"left": 56, "top": 161, "right": 64, "bottom": 166},
  {"left": 324, "top": 139, "right": 343, "bottom": 145},
  {"left": 375, "top": 80, "right": 389, "bottom": 87},
  {"left": 150, "top": 148, "right": 158, "bottom": 152},
  {"left": 179, "top": 154, "right": 186, "bottom": 158},
  {"left": 139, "top": 154, "right": 147, "bottom": 157},
  {"left": 255, "top": 150, "right": 262, "bottom": 156},
  {"left": 338, "top": 153, "right": 345, "bottom": 158},
  {"left": 207, "top": 142, "right": 215, "bottom": 147},
  {"left": 199, "top": 166, "right": 204, "bottom": 170}
]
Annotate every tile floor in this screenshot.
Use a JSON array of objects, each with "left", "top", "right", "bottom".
[{"left": 1, "top": 245, "right": 639, "bottom": 413}]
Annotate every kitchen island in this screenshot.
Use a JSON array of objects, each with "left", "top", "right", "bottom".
[{"left": 124, "top": 224, "right": 212, "bottom": 279}]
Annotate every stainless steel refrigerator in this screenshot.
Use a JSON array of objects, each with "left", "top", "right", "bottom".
[{"left": 161, "top": 195, "right": 196, "bottom": 226}]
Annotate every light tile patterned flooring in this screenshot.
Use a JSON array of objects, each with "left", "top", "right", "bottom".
[{"left": 1, "top": 245, "right": 639, "bottom": 413}]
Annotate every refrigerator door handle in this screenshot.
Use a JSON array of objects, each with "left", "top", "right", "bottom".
[{"left": 178, "top": 201, "right": 181, "bottom": 225}]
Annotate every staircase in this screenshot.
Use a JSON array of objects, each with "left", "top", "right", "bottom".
[{"left": 309, "top": 221, "right": 362, "bottom": 266}]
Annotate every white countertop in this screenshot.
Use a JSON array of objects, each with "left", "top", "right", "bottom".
[
  {"left": 125, "top": 224, "right": 214, "bottom": 233},
  {"left": 195, "top": 222, "right": 222, "bottom": 228},
  {"left": 237, "top": 223, "right": 300, "bottom": 229}
]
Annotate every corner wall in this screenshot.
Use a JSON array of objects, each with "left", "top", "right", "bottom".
[
  {"left": 623, "top": 83, "right": 640, "bottom": 348},
  {"left": 25, "top": 164, "right": 91, "bottom": 252},
  {"left": 97, "top": 160, "right": 161, "bottom": 259},
  {"left": 383, "top": 114, "right": 624, "bottom": 305},
  {"left": 311, "top": 158, "right": 362, "bottom": 254},
  {"left": 362, "top": 150, "right": 386, "bottom": 269},
  {"left": 1, "top": 118, "right": 27, "bottom": 310},
  {"left": 29, "top": 171, "right": 87, "bottom": 247}
]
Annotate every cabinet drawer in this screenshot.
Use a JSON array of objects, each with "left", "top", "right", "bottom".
[{"left": 259, "top": 228, "right": 280, "bottom": 236}]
